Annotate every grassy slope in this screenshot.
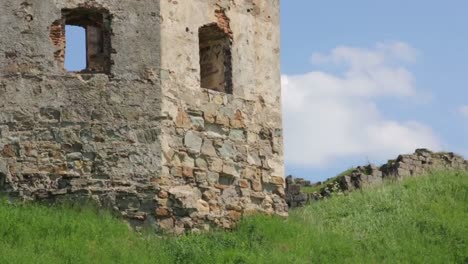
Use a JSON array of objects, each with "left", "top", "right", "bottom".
[{"left": 1, "top": 171, "right": 467, "bottom": 263}]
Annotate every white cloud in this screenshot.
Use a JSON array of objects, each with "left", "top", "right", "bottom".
[
  {"left": 459, "top": 105, "right": 468, "bottom": 118},
  {"left": 282, "top": 42, "right": 441, "bottom": 167}
]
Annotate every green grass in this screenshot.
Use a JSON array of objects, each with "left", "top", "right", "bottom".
[{"left": 1, "top": 170, "right": 467, "bottom": 263}]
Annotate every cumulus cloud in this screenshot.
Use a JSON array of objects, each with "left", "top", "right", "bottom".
[
  {"left": 459, "top": 105, "right": 468, "bottom": 118},
  {"left": 282, "top": 42, "right": 441, "bottom": 167}
]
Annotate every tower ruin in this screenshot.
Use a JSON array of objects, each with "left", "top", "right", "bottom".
[{"left": 0, "top": 0, "right": 286, "bottom": 232}]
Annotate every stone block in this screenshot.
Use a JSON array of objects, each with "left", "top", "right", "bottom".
[
  {"left": 270, "top": 176, "right": 284, "bottom": 185},
  {"left": 190, "top": 116, "right": 205, "bottom": 131},
  {"left": 201, "top": 139, "right": 217, "bottom": 156},
  {"left": 184, "top": 131, "right": 203, "bottom": 154}
]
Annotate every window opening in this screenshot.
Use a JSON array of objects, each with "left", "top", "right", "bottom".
[
  {"left": 65, "top": 25, "right": 87, "bottom": 71},
  {"left": 199, "top": 24, "right": 233, "bottom": 93},
  {"left": 51, "top": 7, "right": 112, "bottom": 74}
]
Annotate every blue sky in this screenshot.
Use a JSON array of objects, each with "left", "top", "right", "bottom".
[
  {"left": 281, "top": 0, "right": 468, "bottom": 181},
  {"left": 65, "top": 25, "right": 86, "bottom": 71},
  {"left": 65, "top": 1, "right": 468, "bottom": 182}
]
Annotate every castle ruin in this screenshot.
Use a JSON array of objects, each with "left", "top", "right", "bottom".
[{"left": 0, "top": 0, "right": 287, "bottom": 232}]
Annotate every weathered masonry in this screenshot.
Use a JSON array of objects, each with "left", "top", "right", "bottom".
[{"left": 0, "top": 0, "right": 286, "bottom": 232}]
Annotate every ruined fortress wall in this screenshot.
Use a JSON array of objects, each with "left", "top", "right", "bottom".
[
  {"left": 286, "top": 149, "right": 468, "bottom": 207},
  {"left": 0, "top": 0, "right": 163, "bottom": 225},
  {"left": 0, "top": 0, "right": 286, "bottom": 233},
  {"left": 155, "top": 0, "right": 287, "bottom": 230}
]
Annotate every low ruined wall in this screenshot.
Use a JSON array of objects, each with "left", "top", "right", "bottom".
[{"left": 286, "top": 149, "right": 468, "bottom": 207}]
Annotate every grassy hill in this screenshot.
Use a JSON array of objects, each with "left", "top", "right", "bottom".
[{"left": 1, "top": 170, "right": 467, "bottom": 263}]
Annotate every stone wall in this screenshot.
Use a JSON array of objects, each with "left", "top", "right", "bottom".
[
  {"left": 0, "top": 0, "right": 286, "bottom": 233},
  {"left": 285, "top": 176, "right": 312, "bottom": 207},
  {"left": 286, "top": 149, "right": 468, "bottom": 207},
  {"left": 156, "top": 0, "right": 287, "bottom": 232}
]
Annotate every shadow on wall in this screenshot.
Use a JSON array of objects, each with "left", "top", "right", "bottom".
[{"left": 0, "top": 173, "right": 5, "bottom": 190}]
